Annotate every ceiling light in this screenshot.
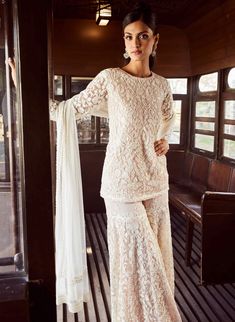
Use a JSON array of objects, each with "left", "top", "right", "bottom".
[{"left": 96, "top": 2, "right": 111, "bottom": 26}]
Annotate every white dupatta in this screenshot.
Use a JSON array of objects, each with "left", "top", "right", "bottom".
[{"left": 55, "top": 99, "right": 90, "bottom": 313}]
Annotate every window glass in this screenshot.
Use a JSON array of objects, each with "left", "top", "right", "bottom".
[
  {"left": 100, "top": 117, "right": 109, "bottom": 144},
  {"left": 0, "top": 113, "right": 5, "bottom": 180},
  {"left": 167, "top": 78, "right": 187, "bottom": 94},
  {"left": 199, "top": 72, "right": 218, "bottom": 92},
  {"left": 195, "top": 101, "right": 215, "bottom": 117},
  {"left": 77, "top": 116, "right": 96, "bottom": 144},
  {"left": 71, "top": 77, "right": 92, "bottom": 96},
  {"left": 195, "top": 133, "right": 214, "bottom": 152},
  {"left": 224, "top": 100, "right": 235, "bottom": 120},
  {"left": 223, "top": 139, "right": 235, "bottom": 159},
  {"left": 54, "top": 75, "right": 63, "bottom": 96},
  {"left": 228, "top": 67, "right": 235, "bottom": 89},
  {"left": 224, "top": 124, "right": 235, "bottom": 135},
  {"left": 168, "top": 100, "right": 181, "bottom": 144},
  {"left": 195, "top": 121, "right": 215, "bottom": 131},
  {"left": 0, "top": 20, "right": 25, "bottom": 274}
]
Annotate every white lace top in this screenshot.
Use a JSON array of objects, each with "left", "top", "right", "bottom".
[{"left": 50, "top": 67, "right": 175, "bottom": 202}]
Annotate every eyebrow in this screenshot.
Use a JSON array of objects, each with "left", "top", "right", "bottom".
[{"left": 124, "top": 30, "right": 149, "bottom": 35}]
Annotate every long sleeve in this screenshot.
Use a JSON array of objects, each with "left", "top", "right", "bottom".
[
  {"left": 50, "top": 69, "right": 108, "bottom": 122},
  {"left": 157, "top": 80, "right": 176, "bottom": 140}
]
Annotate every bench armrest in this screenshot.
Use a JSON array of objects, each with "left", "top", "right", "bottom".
[
  {"left": 201, "top": 191, "right": 235, "bottom": 214},
  {"left": 202, "top": 191, "right": 235, "bottom": 201},
  {"left": 200, "top": 191, "right": 235, "bottom": 284}
]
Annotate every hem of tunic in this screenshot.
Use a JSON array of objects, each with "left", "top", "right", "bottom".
[{"left": 100, "top": 187, "right": 169, "bottom": 202}]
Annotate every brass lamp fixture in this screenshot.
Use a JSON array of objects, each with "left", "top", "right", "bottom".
[{"left": 96, "top": 1, "right": 111, "bottom": 26}]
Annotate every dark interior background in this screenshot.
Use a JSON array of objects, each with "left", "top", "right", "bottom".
[{"left": 52, "top": 0, "right": 235, "bottom": 77}]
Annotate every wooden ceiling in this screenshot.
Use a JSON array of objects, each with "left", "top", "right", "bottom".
[{"left": 53, "top": 0, "right": 225, "bottom": 28}]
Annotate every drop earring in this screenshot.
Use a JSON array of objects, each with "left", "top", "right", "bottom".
[
  {"left": 152, "top": 38, "right": 159, "bottom": 57},
  {"left": 151, "top": 43, "right": 157, "bottom": 57},
  {"left": 123, "top": 50, "right": 129, "bottom": 59}
]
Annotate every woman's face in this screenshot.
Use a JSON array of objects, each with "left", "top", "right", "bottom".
[{"left": 123, "top": 20, "right": 158, "bottom": 62}]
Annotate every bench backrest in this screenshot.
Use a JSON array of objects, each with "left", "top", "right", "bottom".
[
  {"left": 229, "top": 168, "right": 235, "bottom": 192},
  {"left": 207, "top": 160, "right": 233, "bottom": 192},
  {"left": 190, "top": 154, "right": 211, "bottom": 195},
  {"left": 168, "top": 151, "right": 235, "bottom": 193}
]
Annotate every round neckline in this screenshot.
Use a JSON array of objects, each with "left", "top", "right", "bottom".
[{"left": 117, "top": 67, "right": 154, "bottom": 79}]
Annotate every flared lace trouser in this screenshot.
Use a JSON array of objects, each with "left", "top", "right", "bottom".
[{"left": 104, "top": 191, "right": 182, "bottom": 322}]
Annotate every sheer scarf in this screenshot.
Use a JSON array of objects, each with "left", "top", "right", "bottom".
[{"left": 55, "top": 99, "right": 90, "bottom": 313}]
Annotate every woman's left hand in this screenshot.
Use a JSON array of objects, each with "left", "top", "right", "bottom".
[
  {"left": 154, "top": 138, "right": 169, "bottom": 156},
  {"left": 8, "top": 57, "right": 17, "bottom": 87}
]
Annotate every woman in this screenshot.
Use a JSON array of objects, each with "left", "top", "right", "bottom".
[{"left": 9, "top": 2, "right": 182, "bottom": 321}]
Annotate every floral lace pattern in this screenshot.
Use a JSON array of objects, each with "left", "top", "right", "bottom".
[
  {"left": 49, "top": 67, "right": 174, "bottom": 202},
  {"left": 104, "top": 192, "right": 182, "bottom": 322}
]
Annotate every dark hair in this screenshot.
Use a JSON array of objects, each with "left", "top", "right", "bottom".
[{"left": 122, "top": 1, "right": 158, "bottom": 70}]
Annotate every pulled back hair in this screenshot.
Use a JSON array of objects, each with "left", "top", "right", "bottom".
[{"left": 122, "top": 1, "right": 158, "bottom": 70}]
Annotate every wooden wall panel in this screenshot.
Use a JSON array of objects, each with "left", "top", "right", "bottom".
[
  {"left": 186, "top": 0, "right": 235, "bottom": 75},
  {"left": 53, "top": 0, "right": 235, "bottom": 78},
  {"left": 157, "top": 25, "right": 191, "bottom": 77},
  {"left": 53, "top": 19, "right": 191, "bottom": 77}
]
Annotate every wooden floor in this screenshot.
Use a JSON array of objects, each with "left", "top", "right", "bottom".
[{"left": 57, "top": 211, "right": 235, "bottom": 322}]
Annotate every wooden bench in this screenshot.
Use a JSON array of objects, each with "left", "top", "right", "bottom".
[{"left": 167, "top": 151, "right": 235, "bottom": 284}]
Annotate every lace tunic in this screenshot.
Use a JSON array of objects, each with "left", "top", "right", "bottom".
[{"left": 50, "top": 67, "right": 175, "bottom": 202}]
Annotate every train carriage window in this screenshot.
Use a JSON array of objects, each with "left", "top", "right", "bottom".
[
  {"left": 222, "top": 100, "right": 235, "bottom": 160},
  {"left": 167, "top": 78, "right": 187, "bottom": 94},
  {"left": 167, "top": 78, "right": 188, "bottom": 147},
  {"left": 195, "top": 101, "right": 216, "bottom": 117},
  {"left": 195, "top": 133, "right": 214, "bottom": 152},
  {"left": 100, "top": 117, "right": 109, "bottom": 143},
  {"left": 191, "top": 72, "right": 219, "bottom": 155},
  {"left": 199, "top": 72, "right": 218, "bottom": 92},
  {"left": 224, "top": 124, "right": 235, "bottom": 134},
  {"left": 0, "top": 123, "right": 6, "bottom": 180},
  {"left": 54, "top": 75, "right": 63, "bottom": 98},
  {"left": 224, "top": 139, "right": 235, "bottom": 159},
  {"left": 225, "top": 100, "right": 235, "bottom": 119},
  {"left": 0, "top": 3, "right": 25, "bottom": 275},
  {"left": 170, "top": 100, "right": 182, "bottom": 144},
  {"left": 228, "top": 67, "right": 235, "bottom": 89},
  {"left": 219, "top": 67, "right": 235, "bottom": 162},
  {"left": 195, "top": 121, "right": 215, "bottom": 131}
]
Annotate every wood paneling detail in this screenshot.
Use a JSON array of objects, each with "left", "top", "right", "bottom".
[{"left": 186, "top": 0, "right": 235, "bottom": 75}]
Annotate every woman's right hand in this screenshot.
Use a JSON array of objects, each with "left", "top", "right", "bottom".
[{"left": 8, "top": 57, "right": 17, "bottom": 87}]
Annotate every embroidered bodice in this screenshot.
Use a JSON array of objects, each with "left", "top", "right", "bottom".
[{"left": 50, "top": 67, "right": 175, "bottom": 202}]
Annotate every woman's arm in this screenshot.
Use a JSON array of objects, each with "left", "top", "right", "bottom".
[
  {"left": 154, "top": 80, "right": 175, "bottom": 156},
  {"left": 50, "top": 70, "right": 108, "bottom": 122},
  {"left": 158, "top": 80, "right": 176, "bottom": 139}
]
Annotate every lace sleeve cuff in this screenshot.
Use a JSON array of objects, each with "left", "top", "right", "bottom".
[{"left": 49, "top": 98, "right": 60, "bottom": 121}]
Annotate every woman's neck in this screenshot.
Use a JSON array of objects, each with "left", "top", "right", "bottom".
[{"left": 122, "top": 61, "right": 151, "bottom": 78}]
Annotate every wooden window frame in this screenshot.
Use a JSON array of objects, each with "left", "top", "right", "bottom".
[
  {"left": 190, "top": 71, "right": 220, "bottom": 158},
  {"left": 218, "top": 67, "right": 235, "bottom": 164},
  {"left": 170, "top": 93, "right": 188, "bottom": 150}
]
